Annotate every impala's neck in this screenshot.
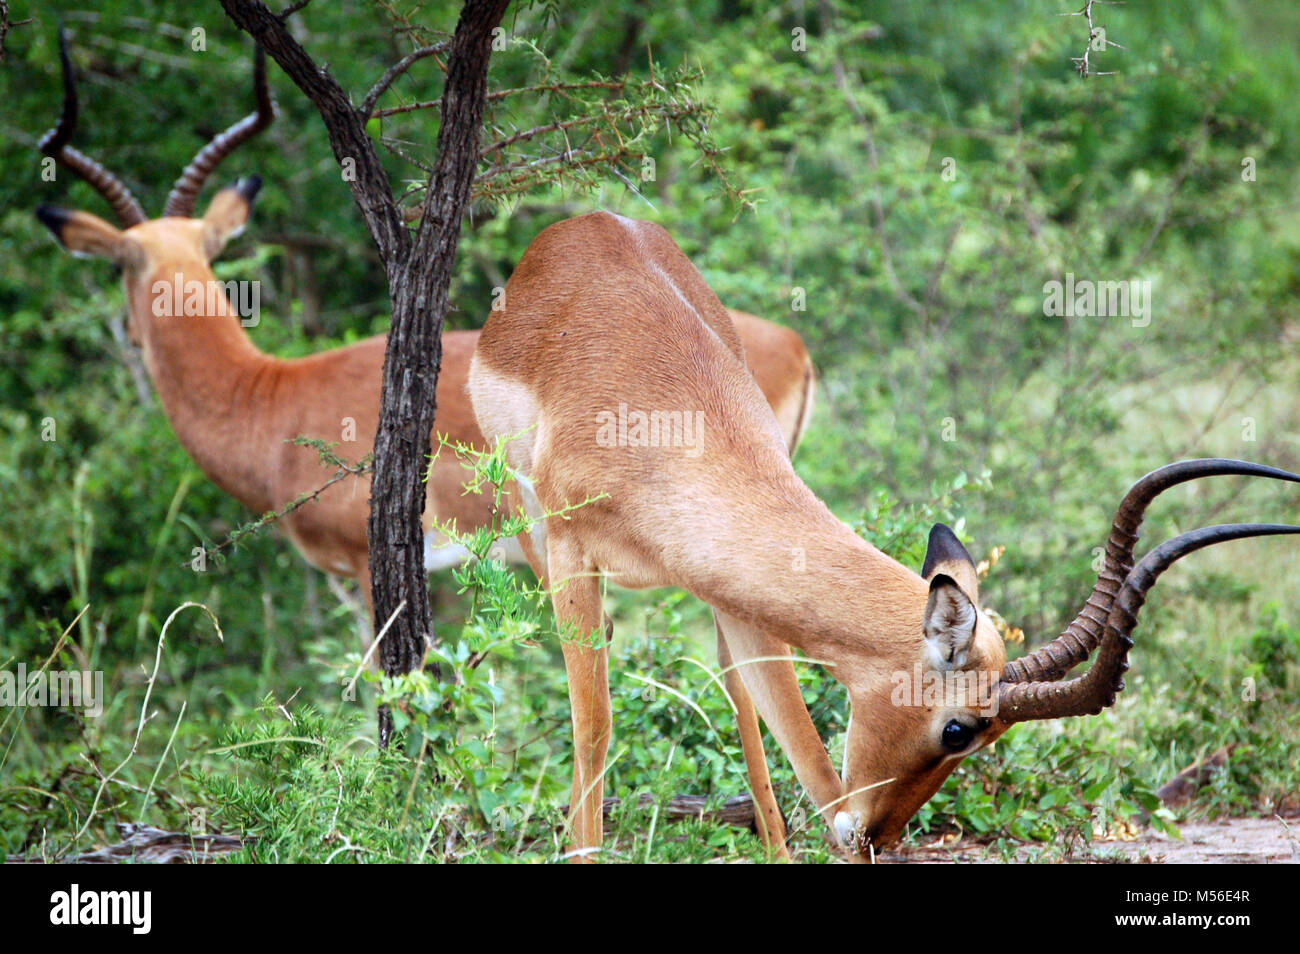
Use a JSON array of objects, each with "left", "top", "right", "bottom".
[
  {"left": 670, "top": 447, "right": 926, "bottom": 678},
  {"left": 126, "top": 260, "right": 282, "bottom": 514}
]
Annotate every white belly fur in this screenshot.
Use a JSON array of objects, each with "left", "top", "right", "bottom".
[{"left": 423, "top": 533, "right": 529, "bottom": 572}]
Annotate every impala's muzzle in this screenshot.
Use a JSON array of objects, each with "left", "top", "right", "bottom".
[{"left": 834, "top": 810, "right": 893, "bottom": 858}]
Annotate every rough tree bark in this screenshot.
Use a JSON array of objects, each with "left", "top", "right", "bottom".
[
  {"left": 367, "top": 1, "right": 510, "bottom": 707},
  {"left": 219, "top": 0, "right": 512, "bottom": 744}
]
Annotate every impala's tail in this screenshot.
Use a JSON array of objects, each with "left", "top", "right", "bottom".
[{"left": 790, "top": 355, "right": 816, "bottom": 457}]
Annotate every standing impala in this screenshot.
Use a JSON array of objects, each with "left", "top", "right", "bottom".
[
  {"left": 33, "top": 31, "right": 816, "bottom": 622},
  {"left": 469, "top": 210, "right": 1300, "bottom": 861}
]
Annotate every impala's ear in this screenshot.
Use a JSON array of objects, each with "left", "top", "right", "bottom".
[
  {"left": 36, "top": 205, "right": 142, "bottom": 266},
  {"left": 921, "top": 523, "right": 979, "bottom": 602},
  {"left": 921, "top": 524, "right": 979, "bottom": 669},
  {"left": 202, "top": 176, "right": 261, "bottom": 259}
]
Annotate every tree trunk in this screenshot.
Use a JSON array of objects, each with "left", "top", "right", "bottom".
[
  {"left": 220, "top": 0, "right": 511, "bottom": 745},
  {"left": 367, "top": 0, "right": 509, "bottom": 744}
]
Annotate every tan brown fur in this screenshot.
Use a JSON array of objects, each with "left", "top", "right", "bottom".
[
  {"left": 469, "top": 211, "right": 1006, "bottom": 861},
  {"left": 40, "top": 202, "right": 814, "bottom": 627}
]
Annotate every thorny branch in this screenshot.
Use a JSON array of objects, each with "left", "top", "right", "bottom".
[
  {"left": 361, "top": 42, "right": 452, "bottom": 117},
  {"left": 379, "top": 69, "right": 746, "bottom": 210},
  {"left": 196, "top": 439, "right": 372, "bottom": 567},
  {"left": 0, "top": 0, "right": 33, "bottom": 61},
  {"left": 1060, "top": 0, "right": 1126, "bottom": 78},
  {"left": 373, "top": 78, "right": 627, "bottom": 119}
]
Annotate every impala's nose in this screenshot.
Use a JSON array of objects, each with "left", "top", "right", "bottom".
[
  {"left": 834, "top": 809, "right": 892, "bottom": 859},
  {"left": 833, "top": 810, "right": 860, "bottom": 848}
]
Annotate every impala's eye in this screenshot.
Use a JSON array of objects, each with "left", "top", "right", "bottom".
[{"left": 941, "top": 719, "right": 975, "bottom": 752}]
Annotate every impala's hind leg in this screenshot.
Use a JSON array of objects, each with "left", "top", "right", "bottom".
[{"left": 716, "top": 613, "right": 790, "bottom": 861}]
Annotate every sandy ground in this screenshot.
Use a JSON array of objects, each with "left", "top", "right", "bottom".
[
  {"left": 1110, "top": 816, "right": 1300, "bottom": 864},
  {"left": 882, "top": 815, "right": 1300, "bottom": 864}
]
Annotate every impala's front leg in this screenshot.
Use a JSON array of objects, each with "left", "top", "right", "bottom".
[
  {"left": 550, "top": 538, "right": 611, "bottom": 862},
  {"left": 713, "top": 610, "right": 842, "bottom": 833},
  {"left": 715, "top": 617, "right": 790, "bottom": 861}
]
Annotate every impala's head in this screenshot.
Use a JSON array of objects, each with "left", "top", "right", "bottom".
[
  {"left": 33, "top": 26, "right": 274, "bottom": 337},
  {"left": 836, "top": 523, "right": 1007, "bottom": 854},
  {"left": 835, "top": 460, "right": 1300, "bottom": 859}
]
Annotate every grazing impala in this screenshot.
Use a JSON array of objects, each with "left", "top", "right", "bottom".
[
  {"left": 33, "top": 30, "right": 815, "bottom": 622},
  {"left": 469, "top": 210, "right": 1300, "bottom": 861}
]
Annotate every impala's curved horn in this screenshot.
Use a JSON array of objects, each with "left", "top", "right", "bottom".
[
  {"left": 162, "top": 43, "right": 276, "bottom": 218},
  {"left": 38, "top": 25, "right": 146, "bottom": 228},
  {"left": 1002, "top": 459, "right": 1300, "bottom": 685},
  {"left": 997, "top": 522, "right": 1300, "bottom": 723}
]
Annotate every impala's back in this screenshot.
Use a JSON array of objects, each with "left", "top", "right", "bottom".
[{"left": 470, "top": 212, "right": 798, "bottom": 580}]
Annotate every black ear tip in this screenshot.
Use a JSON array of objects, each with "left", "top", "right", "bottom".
[
  {"left": 35, "top": 204, "right": 71, "bottom": 233},
  {"left": 921, "top": 522, "right": 975, "bottom": 578},
  {"left": 235, "top": 175, "right": 263, "bottom": 202},
  {"left": 929, "top": 523, "right": 957, "bottom": 545}
]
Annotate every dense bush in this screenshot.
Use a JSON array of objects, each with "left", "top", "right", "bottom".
[{"left": 2, "top": 0, "right": 1298, "bottom": 861}]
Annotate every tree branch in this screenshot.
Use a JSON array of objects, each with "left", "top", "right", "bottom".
[
  {"left": 360, "top": 42, "right": 451, "bottom": 118},
  {"left": 0, "top": 0, "right": 33, "bottom": 62},
  {"left": 218, "top": 0, "right": 409, "bottom": 266}
]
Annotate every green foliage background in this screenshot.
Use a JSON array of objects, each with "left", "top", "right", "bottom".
[{"left": 1, "top": 0, "right": 1298, "bottom": 862}]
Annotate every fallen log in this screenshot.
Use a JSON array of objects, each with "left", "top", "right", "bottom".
[
  {"left": 1133, "top": 743, "right": 1238, "bottom": 825},
  {"left": 7, "top": 823, "right": 250, "bottom": 864},
  {"left": 1155, "top": 744, "right": 1236, "bottom": 809}
]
